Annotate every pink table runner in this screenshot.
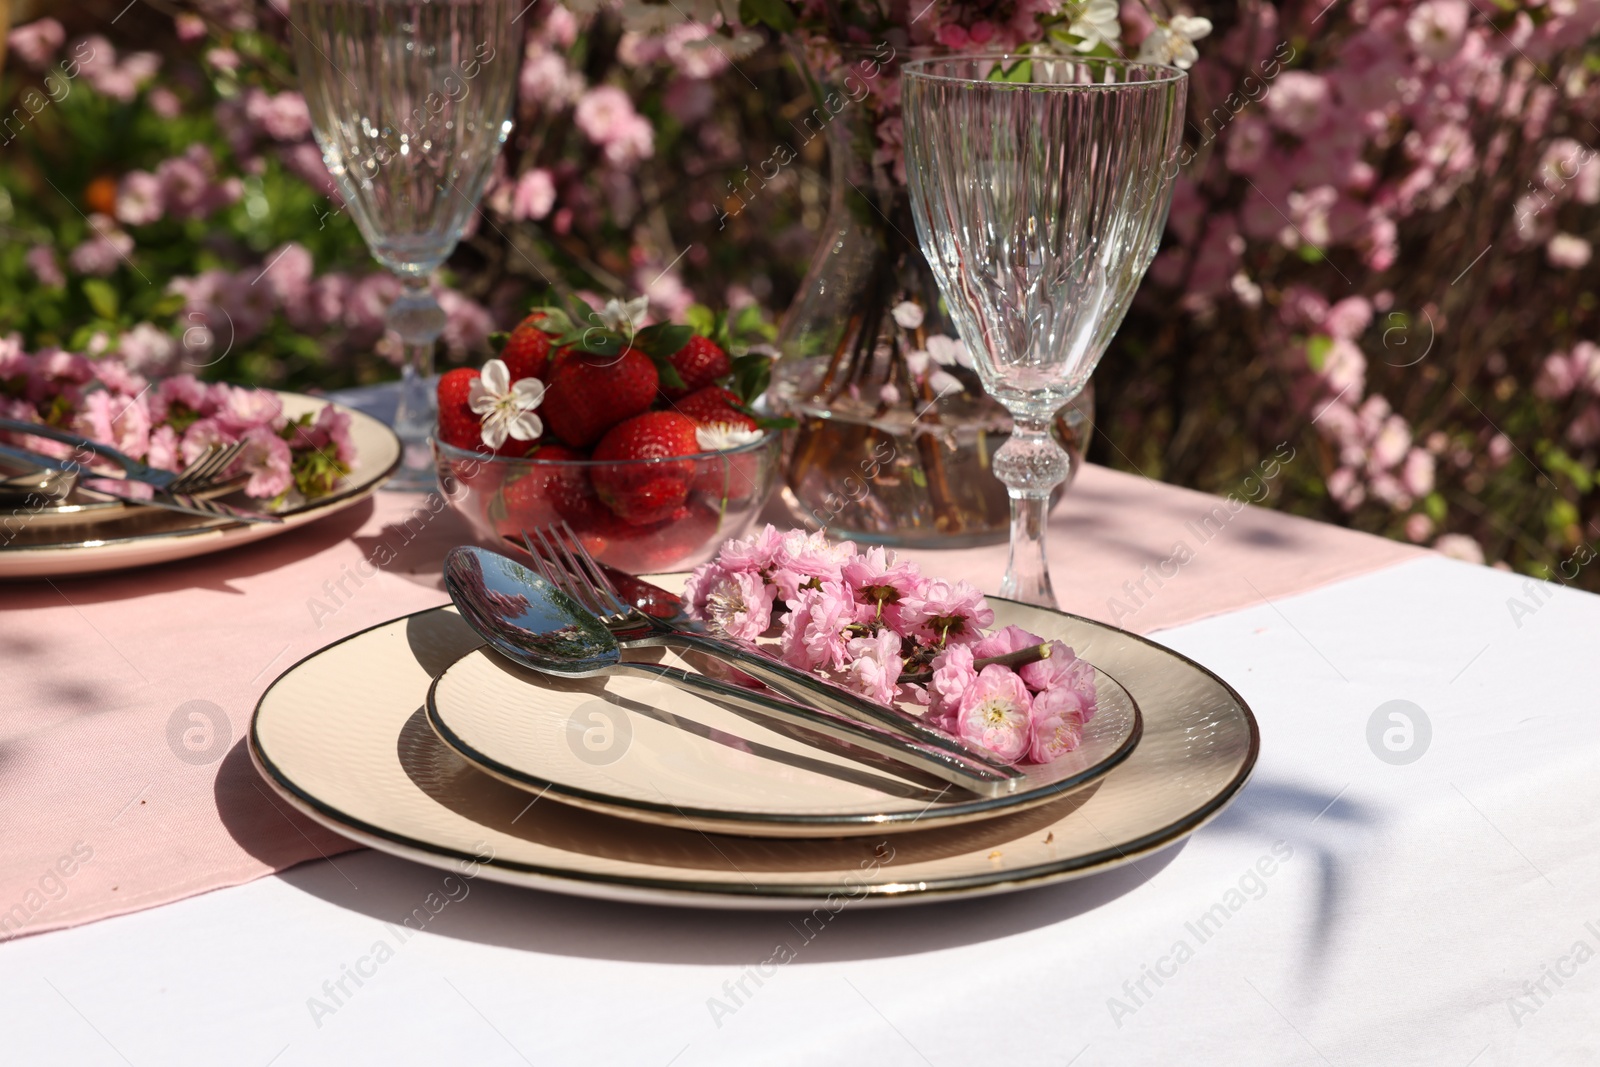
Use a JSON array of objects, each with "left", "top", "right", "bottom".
[{"left": 0, "top": 465, "right": 1422, "bottom": 940}]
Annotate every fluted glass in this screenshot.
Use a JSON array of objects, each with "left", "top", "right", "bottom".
[
  {"left": 292, "top": 0, "right": 519, "bottom": 488},
  {"left": 903, "top": 55, "right": 1187, "bottom": 606}
]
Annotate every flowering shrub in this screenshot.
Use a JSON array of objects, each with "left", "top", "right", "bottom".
[
  {"left": 2, "top": 0, "right": 1597, "bottom": 586},
  {"left": 683, "top": 525, "right": 1100, "bottom": 764}
]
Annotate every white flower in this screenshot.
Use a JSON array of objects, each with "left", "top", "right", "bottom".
[
  {"left": 468, "top": 358, "right": 545, "bottom": 449},
  {"left": 1069, "top": 0, "right": 1122, "bottom": 52},
  {"left": 925, "top": 334, "right": 972, "bottom": 368},
  {"left": 595, "top": 294, "right": 649, "bottom": 335},
  {"left": 1137, "top": 16, "right": 1212, "bottom": 69},
  {"left": 695, "top": 423, "right": 764, "bottom": 451},
  {"left": 890, "top": 301, "right": 925, "bottom": 330}
]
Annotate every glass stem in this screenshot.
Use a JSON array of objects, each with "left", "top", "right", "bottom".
[
  {"left": 1003, "top": 489, "right": 1055, "bottom": 607},
  {"left": 994, "top": 411, "right": 1069, "bottom": 608},
  {"left": 384, "top": 274, "right": 448, "bottom": 491}
]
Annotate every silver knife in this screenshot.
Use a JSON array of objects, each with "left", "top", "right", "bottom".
[{"left": 79, "top": 476, "right": 283, "bottom": 525}]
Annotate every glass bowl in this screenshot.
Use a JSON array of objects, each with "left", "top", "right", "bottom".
[{"left": 434, "top": 433, "right": 782, "bottom": 574}]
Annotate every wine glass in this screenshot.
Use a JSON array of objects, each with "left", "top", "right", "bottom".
[
  {"left": 291, "top": 0, "right": 521, "bottom": 489},
  {"left": 902, "top": 55, "right": 1187, "bottom": 607}
]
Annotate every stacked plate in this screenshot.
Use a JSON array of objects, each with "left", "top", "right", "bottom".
[
  {"left": 250, "top": 578, "right": 1259, "bottom": 909},
  {"left": 0, "top": 392, "right": 400, "bottom": 579}
]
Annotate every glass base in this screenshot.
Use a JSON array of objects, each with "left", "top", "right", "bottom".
[{"left": 383, "top": 435, "right": 440, "bottom": 492}]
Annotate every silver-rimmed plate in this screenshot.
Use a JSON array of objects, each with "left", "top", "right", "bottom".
[
  {"left": 250, "top": 598, "right": 1258, "bottom": 909},
  {"left": 0, "top": 392, "right": 400, "bottom": 579},
  {"left": 425, "top": 643, "right": 1141, "bottom": 837}
]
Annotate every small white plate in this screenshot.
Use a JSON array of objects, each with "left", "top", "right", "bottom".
[
  {"left": 250, "top": 600, "right": 1259, "bottom": 910},
  {"left": 0, "top": 392, "right": 400, "bottom": 579},
  {"left": 426, "top": 643, "right": 1141, "bottom": 837}
]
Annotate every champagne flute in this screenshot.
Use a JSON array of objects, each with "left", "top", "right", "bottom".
[
  {"left": 292, "top": 0, "right": 520, "bottom": 489},
  {"left": 902, "top": 55, "right": 1187, "bottom": 606}
]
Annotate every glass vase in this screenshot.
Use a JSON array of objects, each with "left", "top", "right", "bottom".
[{"left": 773, "top": 43, "right": 1094, "bottom": 548}]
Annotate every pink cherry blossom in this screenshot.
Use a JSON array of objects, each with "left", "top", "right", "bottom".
[
  {"left": 927, "top": 643, "right": 977, "bottom": 725},
  {"left": 718, "top": 524, "right": 785, "bottom": 575},
  {"left": 681, "top": 560, "right": 728, "bottom": 619},
  {"left": 702, "top": 568, "right": 777, "bottom": 642},
  {"left": 1265, "top": 72, "right": 1332, "bottom": 138},
  {"left": 1029, "top": 685, "right": 1089, "bottom": 762},
  {"left": 771, "top": 528, "right": 855, "bottom": 602},
  {"left": 237, "top": 425, "right": 294, "bottom": 499},
  {"left": 68, "top": 218, "right": 133, "bottom": 277},
  {"left": 511, "top": 169, "right": 557, "bottom": 221},
  {"left": 842, "top": 629, "right": 902, "bottom": 706},
  {"left": 7, "top": 19, "right": 64, "bottom": 69},
  {"left": 971, "top": 623, "right": 1045, "bottom": 660},
  {"left": 115, "top": 171, "right": 165, "bottom": 226},
  {"left": 26, "top": 246, "right": 64, "bottom": 288},
  {"left": 900, "top": 579, "right": 994, "bottom": 647},
  {"left": 841, "top": 546, "right": 926, "bottom": 629},
  {"left": 780, "top": 582, "right": 855, "bottom": 672},
  {"left": 956, "top": 665, "right": 1032, "bottom": 764}
]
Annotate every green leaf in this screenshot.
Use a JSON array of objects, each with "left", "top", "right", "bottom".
[
  {"left": 635, "top": 323, "right": 692, "bottom": 359},
  {"left": 992, "top": 59, "right": 1034, "bottom": 83},
  {"left": 82, "top": 279, "right": 119, "bottom": 321},
  {"left": 730, "top": 352, "right": 772, "bottom": 406},
  {"left": 574, "top": 331, "right": 624, "bottom": 357},
  {"left": 1305, "top": 334, "right": 1334, "bottom": 371},
  {"left": 739, "top": 0, "right": 796, "bottom": 32},
  {"left": 1423, "top": 492, "right": 1447, "bottom": 524},
  {"left": 487, "top": 330, "right": 510, "bottom": 354},
  {"left": 1297, "top": 244, "right": 1326, "bottom": 263},
  {"left": 656, "top": 360, "right": 687, "bottom": 392},
  {"left": 684, "top": 303, "right": 717, "bottom": 338}
]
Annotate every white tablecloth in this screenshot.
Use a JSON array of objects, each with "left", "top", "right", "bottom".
[{"left": 4, "top": 555, "right": 1595, "bottom": 1066}]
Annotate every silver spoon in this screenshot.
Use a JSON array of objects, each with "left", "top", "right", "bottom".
[{"left": 442, "top": 545, "right": 1021, "bottom": 798}]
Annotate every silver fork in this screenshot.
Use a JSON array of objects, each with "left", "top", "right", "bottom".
[
  {"left": 522, "top": 523, "right": 1025, "bottom": 786},
  {"left": 170, "top": 441, "right": 248, "bottom": 492},
  {"left": 0, "top": 418, "right": 246, "bottom": 494}
]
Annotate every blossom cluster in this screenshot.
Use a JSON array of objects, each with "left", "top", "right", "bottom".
[
  {"left": 683, "top": 526, "right": 1099, "bottom": 765},
  {"left": 0, "top": 339, "right": 355, "bottom": 501}
]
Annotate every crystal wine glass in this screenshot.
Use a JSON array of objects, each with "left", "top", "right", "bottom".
[
  {"left": 902, "top": 55, "right": 1187, "bottom": 607},
  {"left": 291, "top": 0, "right": 520, "bottom": 489}
]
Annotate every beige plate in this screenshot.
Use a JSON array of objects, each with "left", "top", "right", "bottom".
[
  {"left": 0, "top": 392, "right": 400, "bottom": 579},
  {"left": 426, "top": 643, "right": 1141, "bottom": 837},
  {"left": 250, "top": 600, "right": 1259, "bottom": 909}
]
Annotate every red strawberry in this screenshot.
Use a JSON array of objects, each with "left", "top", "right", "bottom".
[
  {"left": 436, "top": 367, "right": 483, "bottom": 450},
  {"left": 662, "top": 336, "right": 730, "bottom": 399},
  {"left": 543, "top": 349, "right": 658, "bottom": 447},
  {"left": 499, "top": 312, "right": 554, "bottom": 382},
  {"left": 497, "top": 444, "right": 583, "bottom": 535},
  {"left": 591, "top": 411, "right": 701, "bottom": 525},
  {"left": 672, "top": 385, "right": 745, "bottom": 425}
]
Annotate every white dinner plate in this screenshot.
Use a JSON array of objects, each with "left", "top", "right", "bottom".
[
  {"left": 425, "top": 642, "right": 1141, "bottom": 837},
  {"left": 0, "top": 392, "right": 400, "bottom": 579},
  {"left": 250, "top": 599, "right": 1259, "bottom": 909}
]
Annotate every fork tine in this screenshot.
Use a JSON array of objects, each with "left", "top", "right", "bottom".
[
  {"left": 557, "top": 520, "right": 631, "bottom": 615},
  {"left": 171, "top": 445, "right": 220, "bottom": 490},
  {"left": 173, "top": 441, "right": 244, "bottom": 491},
  {"left": 180, "top": 448, "right": 225, "bottom": 488},
  {"left": 519, "top": 529, "right": 567, "bottom": 591},
  {"left": 528, "top": 526, "right": 607, "bottom": 618},
  {"left": 539, "top": 524, "right": 620, "bottom": 621}
]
